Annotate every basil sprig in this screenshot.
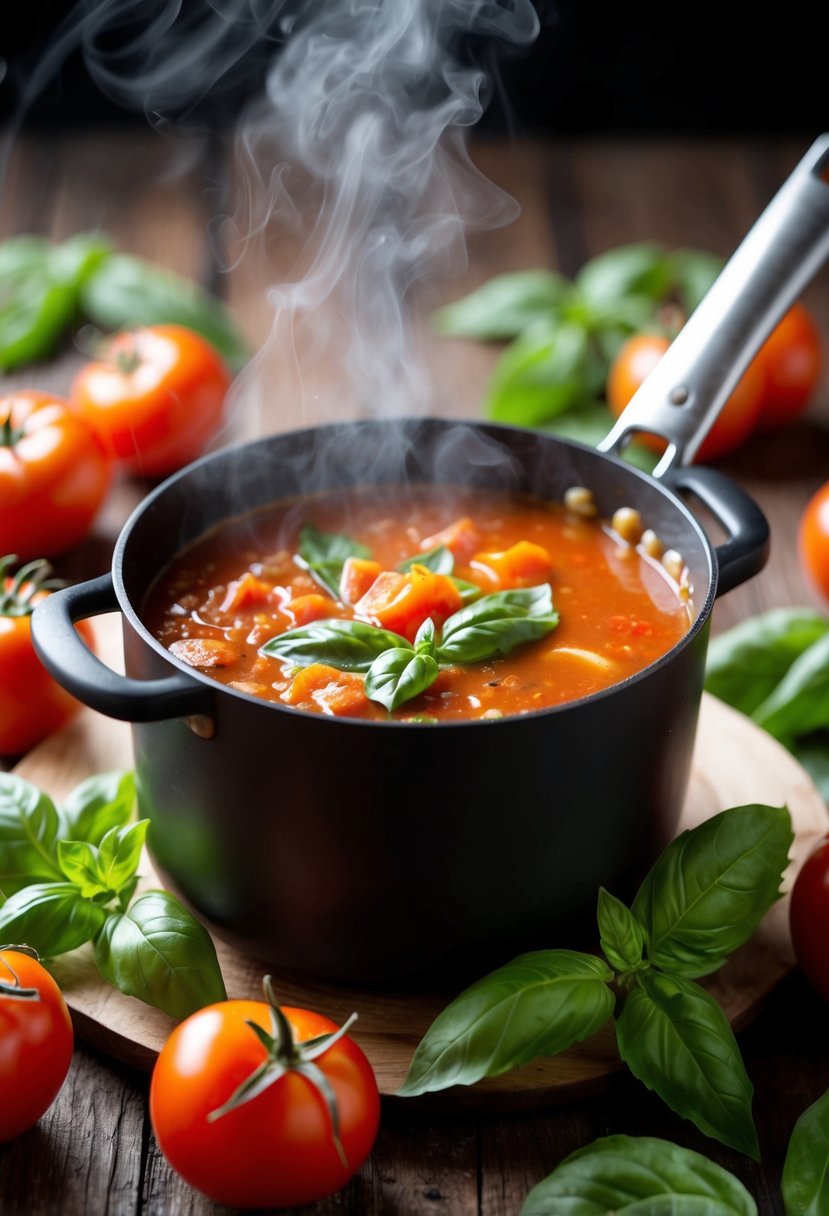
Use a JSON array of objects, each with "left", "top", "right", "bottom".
[
  {"left": 782, "top": 1085, "right": 829, "bottom": 1215},
  {"left": 261, "top": 585, "right": 560, "bottom": 711},
  {"left": 400, "top": 803, "right": 793, "bottom": 1158},
  {"left": 0, "top": 772, "right": 226, "bottom": 1019}
]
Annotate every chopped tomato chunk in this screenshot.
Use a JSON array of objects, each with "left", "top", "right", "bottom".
[
  {"left": 469, "top": 541, "right": 553, "bottom": 590},
  {"left": 421, "top": 516, "right": 481, "bottom": 563},
  {"left": 286, "top": 593, "right": 336, "bottom": 626},
  {"left": 354, "top": 563, "right": 463, "bottom": 642},
  {"left": 339, "top": 557, "right": 383, "bottom": 604},
  {"left": 220, "top": 573, "right": 275, "bottom": 614},
  {"left": 169, "top": 638, "right": 239, "bottom": 668},
  {"left": 285, "top": 663, "right": 371, "bottom": 716}
]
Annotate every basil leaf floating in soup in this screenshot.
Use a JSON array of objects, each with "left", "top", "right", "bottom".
[
  {"left": 398, "top": 544, "right": 454, "bottom": 576},
  {"left": 437, "top": 584, "right": 559, "bottom": 664},
  {"left": 260, "top": 618, "right": 409, "bottom": 672},
  {"left": 296, "top": 523, "right": 372, "bottom": 598},
  {"left": 364, "top": 617, "right": 440, "bottom": 711}
]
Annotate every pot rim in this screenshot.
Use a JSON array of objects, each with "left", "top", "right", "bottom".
[{"left": 112, "top": 416, "right": 718, "bottom": 729}]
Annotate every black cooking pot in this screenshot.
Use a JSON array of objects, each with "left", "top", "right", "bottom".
[{"left": 31, "top": 135, "right": 829, "bottom": 984}]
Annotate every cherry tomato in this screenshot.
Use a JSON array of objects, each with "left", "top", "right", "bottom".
[
  {"left": 150, "top": 984, "right": 380, "bottom": 1208},
  {"left": 0, "top": 947, "right": 74, "bottom": 1143},
  {"left": 606, "top": 333, "right": 765, "bottom": 462},
  {"left": 0, "top": 556, "right": 96, "bottom": 755},
  {"left": 0, "top": 390, "right": 111, "bottom": 561},
  {"left": 799, "top": 481, "right": 829, "bottom": 602},
  {"left": 71, "top": 324, "right": 231, "bottom": 477},
  {"left": 753, "top": 304, "right": 823, "bottom": 431},
  {"left": 790, "top": 834, "right": 829, "bottom": 1002}
]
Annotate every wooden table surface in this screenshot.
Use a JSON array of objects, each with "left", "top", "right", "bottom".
[{"left": 2, "top": 129, "right": 829, "bottom": 1215}]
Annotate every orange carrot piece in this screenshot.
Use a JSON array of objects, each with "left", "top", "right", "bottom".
[
  {"left": 354, "top": 563, "right": 463, "bottom": 642},
  {"left": 339, "top": 556, "right": 383, "bottom": 604},
  {"left": 469, "top": 541, "right": 553, "bottom": 590},
  {"left": 285, "top": 663, "right": 371, "bottom": 716},
  {"left": 420, "top": 516, "right": 481, "bottom": 563},
  {"left": 287, "top": 593, "right": 337, "bottom": 626},
  {"left": 169, "top": 638, "right": 239, "bottom": 668},
  {"left": 220, "top": 572, "right": 275, "bottom": 614}
]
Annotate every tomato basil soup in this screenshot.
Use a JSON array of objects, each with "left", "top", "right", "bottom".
[{"left": 143, "top": 484, "right": 692, "bottom": 722}]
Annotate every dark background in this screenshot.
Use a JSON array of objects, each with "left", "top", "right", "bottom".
[{"left": 1, "top": 0, "right": 825, "bottom": 136}]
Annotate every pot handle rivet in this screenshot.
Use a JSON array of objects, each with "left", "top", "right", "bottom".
[{"left": 184, "top": 714, "right": 216, "bottom": 740}]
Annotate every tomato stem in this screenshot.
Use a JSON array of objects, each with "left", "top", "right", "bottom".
[
  {"left": 0, "top": 412, "right": 24, "bottom": 447},
  {"left": 0, "top": 556, "right": 63, "bottom": 618},
  {"left": 0, "top": 948, "right": 41, "bottom": 1001},
  {"left": 114, "top": 347, "right": 142, "bottom": 376}
]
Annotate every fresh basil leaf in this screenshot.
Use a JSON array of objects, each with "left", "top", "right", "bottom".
[
  {"left": 48, "top": 232, "right": 112, "bottom": 288},
  {"left": 782, "top": 1085, "right": 829, "bottom": 1216},
  {"left": 59, "top": 770, "right": 136, "bottom": 845},
  {"left": 486, "top": 319, "right": 591, "bottom": 427},
  {"left": 616, "top": 971, "right": 758, "bottom": 1159},
  {"left": 56, "top": 839, "right": 108, "bottom": 899},
  {"left": 94, "top": 890, "right": 226, "bottom": 1019},
  {"left": 0, "top": 774, "right": 63, "bottom": 895},
  {"left": 670, "top": 248, "right": 725, "bottom": 315},
  {"left": 365, "top": 648, "right": 439, "bottom": 712},
  {"left": 631, "top": 804, "right": 793, "bottom": 978},
  {"left": 399, "top": 545, "right": 454, "bottom": 575},
  {"left": 753, "top": 631, "right": 829, "bottom": 742},
  {"left": 0, "top": 271, "right": 76, "bottom": 370},
  {"left": 452, "top": 576, "right": 482, "bottom": 604},
  {"left": 398, "top": 950, "right": 614, "bottom": 1097},
  {"left": 80, "top": 252, "right": 250, "bottom": 372},
  {"left": 597, "top": 888, "right": 646, "bottom": 975},
  {"left": 432, "top": 270, "right": 570, "bottom": 340},
  {"left": 0, "top": 882, "right": 107, "bottom": 956},
  {"left": 94, "top": 820, "right": 149, "bottom": 895},
  {"left": 297, "top": 523, "right": 372, "bottom": 597},
  {"left": 541, "top": 405, "right": 660, "bottom": 473},
  {"left": 576, "top": 243, "right": 671, "bottom": 307},
  {"left": 520, "top": 1133, "right": 757, "bottom": 1216},
  {"left": 791, "top": 735, "right": 829, "bottom": 803},
  {"left": 704, "top": 609, "right": 829, "bottom": 718},
  {"left": 260, "top": 618, "right": 409, "bottom": 672},
  {"left": 414, "top": 617, "right": 436, "bottom": 653},
  {"left": 438, "top": 585, "right": 559, "bottom": 664},
  {"left": 0, "top": 234, "right": 51, "bottom": 278}
]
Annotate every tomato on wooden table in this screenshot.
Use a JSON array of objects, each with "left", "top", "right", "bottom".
[
  {"left": 0, "top": 555, "right": 96, "bottom": 755},
  {"left": 0, "top": 947, "right": 74, "bottom": 1143},
  {"left": 753, "top": 303, "right": 823, "bottom": 431},
  {"left": 799, "top": 481, "right": 829, "bottom": 602},
  {"left": 150, "top": 980, "right": 380, "bottom": 1208},
  {"left": 71, "top": 324, "right": 231, "bottom": 477},
  {"left": 790, "top": 835, "right": 829, "bottom": 1003},
  {"left": 0, "top": 390, "right": 111, "bottom": 561}
]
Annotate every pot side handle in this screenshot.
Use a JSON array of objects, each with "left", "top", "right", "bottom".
[
  {"left": 31, "top": 573, "right": 211, "bottom": 723},
  {"left": 666, "top": 465, "right": 770, "bottom": 598}
]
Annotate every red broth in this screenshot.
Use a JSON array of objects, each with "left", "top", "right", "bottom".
[{"left": 143, "top": 484, "right": 692, "bottom": 722}]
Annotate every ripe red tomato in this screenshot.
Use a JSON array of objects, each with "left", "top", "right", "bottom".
[
  {"left": 150, "top": 990, "right": 380, "bottom": 1208},
  {"left": 0, "top": 390, "right": 111, "bottom": 561},
  {"left": 0, "top": 947, "right": 74, "bottom": 1142},
  {"left": 753, "top": 304, "right": 823, "bottom": 431},
  {"left": 71, "top": 324, "right": 231, "bottom": 477},
  {"left": 790, "top": 834, "right": 829, "bottom": 1002},
  {"left": 606, "top": 333, "right": 765, "bottom": 462},
  {"left": 799, "top": 481, "right": 829, "bottom": 602},
  {"left": 0, "top": 556, "right": 96, "bottom": 755}
]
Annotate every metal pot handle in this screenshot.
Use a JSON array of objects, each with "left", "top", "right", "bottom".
[
  {"left": 599, "top": 134, "right": 829, "bottom": 475},
  {"left": 665, "top": 465, "right": 770, "bottom": 597},
  {"left": 31, "top": 573, "right": 211, "bottom": 722}
]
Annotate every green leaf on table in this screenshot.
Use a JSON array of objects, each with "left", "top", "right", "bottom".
[
  {"left": 791, "top": 735, "right": 829, "bottom": 803},
  {"left": 57, "top": 839, "right": 109, "bottom": 899},
  {"left": 48, "top": 232, "right": 112, "bottom": 287},
  {"left": 540, "top": 404, "right": 660, "bottom": 473},
  {"left": 576, "top": 243, "right": 672, "bottom": 307},
  {"left": 95, "top": 889, "right": 226, "bottom": 1019},
  {"left": 670, "top": 248, "right": 726, "bottom": 315},
  {"left": 438, "top": 585, "right": 558, "bottom": 665},
  {"left": 597, "top": 888, "right": 646, "bottom": 975},
  {"left": 432, "top": 270, "right": 570, "bottom": 340},
  {"left": 0, "top": 882, "right": 107, "bottom": 956},
  {"left": 365, "top": 648, "right": 439, "bottom": 712},
  {"left": 0, "top": 270, "right": 76, "bottom": 370},
  {"left": 398, "top": 949, "right": 614, "bottom": 1097},
  {"left": 297, "top": 523, "right": 372, "bottom": 598},
  {"left": 704, "top": 609, "right": 829, "bottom": 718},
  {"left": 80, "top": 251, "right": 250, "bottom": 372},
  {"left": 520, "top": 1133, "right": 757, "bottom": 1216},
  {"left": 260, "top": 618, "right": 408, "bottom": 672},
  {"left": 0, "top": 774, "right": 63, "bottom": 895},
  {"left": 93, "top": 820, "right": 149, "bottom": 896},
  {"left": 782, "top": 1084, "right": 829, "bottom": 1216},
  {"left": 398, "top": 544, "right": 454, "bottom": 576},
  {"left": 631, "top": 804, "right": 793, "bottom": 978},
  {"left": 616, "top": 970, "right": 758, "bottom": 1159},
  {"left": 59, "top": 770, "right": 136, "bottom": 845},
  {"left": 0, "top": 234, "right": 51, "bottom": 278},
  {"left": 753, "top": 631, "right": 829, "bottom": 742},
  {"left": 486, "top": 319, "right": 591, "bottom": 427}
]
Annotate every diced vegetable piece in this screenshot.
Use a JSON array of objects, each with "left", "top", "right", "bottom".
[
  {"left": 285, "top": 663, "right": 372, "bottom": 716},
  {"left": 287, "top": 593, "right": 337, "bottom": 626},
  {"left": 469, "top": 541, "right": 553, "bottom": 590},
  {"left": 354, "top": 564, "right": 463, "bottom": 642},
  {"left": 169, "top": 638, "right": 238, "bottom": 668},
  {"left": 340, "top": 557, "right": 383, "bottom": 604},
  {"left": 220, "top": 573, "right": 275, "bottom": 614},
  {"left": 420, "top": 517, "right": 481, "bottom": 563}
]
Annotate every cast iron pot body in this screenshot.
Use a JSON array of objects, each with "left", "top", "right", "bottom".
[{"left": 33, "top": 418, "right": 768, "bottom": 984}]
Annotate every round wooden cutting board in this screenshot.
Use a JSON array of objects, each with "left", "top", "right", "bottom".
[{"left": 12, "top": 618, "right": 829, "bottom": 1113}]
